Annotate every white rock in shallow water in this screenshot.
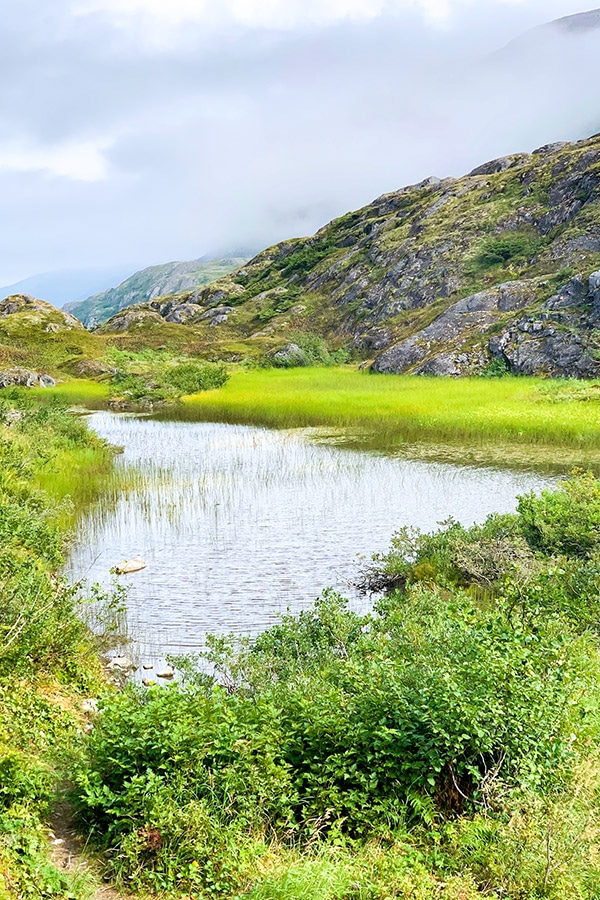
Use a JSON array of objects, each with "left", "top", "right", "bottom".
[
  {"left": 142, "top": 663, "right": 154, "bottom": 670},
  {"left": 142, "top": 678, "right": 155, "bottom": 687},
  {"left": 113, "top": 557, "right": 146, "bottom": 575},
  {"left": 108, "top": 656, "right": 134, "bottom": 671},
  {"left": 156, "top": 666, "right": 175, "bottom": 679}
]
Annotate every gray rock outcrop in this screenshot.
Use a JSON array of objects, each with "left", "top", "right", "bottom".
[{"left": 0, "top": 368, "right": 56, "bottom": 388}]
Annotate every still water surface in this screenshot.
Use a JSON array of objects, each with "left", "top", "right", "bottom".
[{"left": 68, "top": 413, "right": 553, "bottom": 661}]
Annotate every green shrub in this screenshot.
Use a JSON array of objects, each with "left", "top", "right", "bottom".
[
  {"left": 109, "top": 355, "right": 229, "bottom": 403},
  {"left": 261, "top": 334, "right": 349, "bottom": 369},
  {"left": 483, "top": 355, "right": 511, "bottom": 378},
  {"left": 75, "top": 585, "right": 600, "bottom": 888},
  {"left": 280, "top": 239, "right": 337, "bottom": 279},
  {"left": 0, "top": 396, "right": 120, "bottom": 897},
  {"left": 518, "top": 471, "right": 600, "bottom": 557},
  {"left": 69, "top": 472, "right": 600, "bottom": 895},
  {"left": 472, "top": 231, "right": 543, "bottom": 271},
  {"left": 164, "top": 361, "right": 229, "bottom": 394}
]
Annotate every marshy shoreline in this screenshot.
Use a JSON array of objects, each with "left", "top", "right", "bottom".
[{"left": 4, "top": 377, "right": 600, "bottom": 900}]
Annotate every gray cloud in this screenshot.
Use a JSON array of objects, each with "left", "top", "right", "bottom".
[{"left": 0, "top": 0, "right": 599, "bottom": 283}]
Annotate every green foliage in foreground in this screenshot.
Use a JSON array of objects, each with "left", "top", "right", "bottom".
[
  {"left": 74, "top": 472, "right": 600, "bottom": 899},
  {"left": 0, "top": 397, "right": 119, "bottom": 898}
]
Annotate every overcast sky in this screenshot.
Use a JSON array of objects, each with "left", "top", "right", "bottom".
[{"left": 1, "top": 0, "right": 599, "bottom": 284}]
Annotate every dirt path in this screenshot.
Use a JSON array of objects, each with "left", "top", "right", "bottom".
[{"left": 48, "top": 802, "right": 126, "bottom": 900}]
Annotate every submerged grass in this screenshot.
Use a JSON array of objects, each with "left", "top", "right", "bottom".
[{"left": 178, "top": 368, "right": 600, "bottom": 454}]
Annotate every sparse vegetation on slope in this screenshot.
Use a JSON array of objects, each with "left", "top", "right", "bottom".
[
  {"left": 93, "top": 134, "right": 600, "bottom": 378},
  {"left": 7, "top": 137, "right": 600, "bottom": 383}
]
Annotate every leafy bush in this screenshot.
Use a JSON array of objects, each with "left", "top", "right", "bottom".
[
  {"left": 280, "top": 238, "right": 337, "bottom": 279},
  {"left": 256, "top": 292, "right": 299, "bottom": 323},
  {"left": 163, "top": 361, "right": 229, "bottom": 394},
  {"left": 518, "top": 470, "right": 600, "bottom": 557},
  {"left": 75, "top": 586, "right": 600, "bottom": 890},
  {"left": 109, "top": 353, "right": 229, "bottom": 403},
  {"left": 483, "top": 355, "right": 511, "bottom": 378},
  {"left": 0, "top": 396, "right": 122, "bottom": 897},
  {"left": 68, "top": 471, "right": 600, "bottom": 897},
  {"left": 359, "top": 512, "right": 531, "bottom": 594},
  {"left": 261, "top": 333, "right": 349, "bottom": 369}
]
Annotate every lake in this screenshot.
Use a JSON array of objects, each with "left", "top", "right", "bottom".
[{"left": 68, "top": 412, "right": 553, "bottom": 668}]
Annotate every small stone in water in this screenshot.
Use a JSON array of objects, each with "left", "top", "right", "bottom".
[
  {"left": 142, "top": 678, "right": 155, "bottom": 686},
  {"left": 156, "top": 666, "right": 175, "bottom": 679},
  {"left": 142, "top": 663, "right": 153, "bottom": 670},
  {"left": 113, "top": 557, "right": 146, "bottom": 575},
  {"left": 108, "top": 656, "right": 134, "bottom": 670}
]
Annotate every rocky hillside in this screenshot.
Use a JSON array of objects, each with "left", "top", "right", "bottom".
[
  {"left": 67, "top": 256, "right": 249, "bottom": 326},
  {"left": 0, "top": 294, "right": 84, "bottom": 333},
  {"left": 98, "top": 134, "right": 600, "bottom": 378}
]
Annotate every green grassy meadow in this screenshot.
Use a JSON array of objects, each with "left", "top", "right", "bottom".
[
  {"left": 175, "top": 368, "right": 600, "bottom": 465},
  {"left": 32, "top": 365, "right": 600, "bottom": 470}
]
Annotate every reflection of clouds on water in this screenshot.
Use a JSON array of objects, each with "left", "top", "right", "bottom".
[{"left": 68, "top": 414, "right": 553, "bottom": 657}]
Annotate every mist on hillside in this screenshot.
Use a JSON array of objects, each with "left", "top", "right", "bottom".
[{"left": 1, "top": 1, "right": 600, "bottom": 284}]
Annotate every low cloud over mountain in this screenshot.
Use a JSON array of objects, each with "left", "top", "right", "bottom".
[{"left": 2, "top": 1, "right": 600, "bottom": 285}]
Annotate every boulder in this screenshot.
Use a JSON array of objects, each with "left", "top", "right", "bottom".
[
  {"left": 469, "top": 154, "right": 529, "bottom": 176},
  {"left": 165, "top": 304, "right": 198, "bottom": 325},
  {"left": 0, "top": 294, "right": 84, "bottom": 330},
  {"left": 271, "top": 343, "right": 305, "bottom": 365},
  {"left": 372, "top": 281, "right": 535, "bottom": 374},
  {"left": 100, "top": 307, "right": 164, "bottom": 332},
  {"left": 108, "top": 656, "right": 134, "bottom": 671},
  {"left": 70, "top": 359, "right": 118, "bottom": 379},
  {"left": 156, "top": 665, "right": 175, "bottom": 679},
  {"left": 199, "top": 306, "right": 234, "bottom": 326},
  {"left": 0, "top": 367, "right": 56, "bottom": 388},
  {"left": 489, "top": 324, "right": 599, "bottom": 378}
]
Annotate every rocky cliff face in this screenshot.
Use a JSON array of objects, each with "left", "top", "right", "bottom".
[{"left": 101, "top": 135, "right": 600, "bottom": 377}]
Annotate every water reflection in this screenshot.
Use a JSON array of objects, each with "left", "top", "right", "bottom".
[{"left": 68, "top": 413, "right": 553, "bottom": 659}]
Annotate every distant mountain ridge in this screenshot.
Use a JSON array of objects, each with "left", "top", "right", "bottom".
[
  {"left": 553, "top": 8, "right": 600, "bottom": 32},
  {"left": 497, "top": 6, "right": 600, "bottom": 58},
  {"left": 67, "top": 256, "right": 250, "bottom": 326},
  {"left": 0, "top": 266, "right": 137, "bottom": 309}
]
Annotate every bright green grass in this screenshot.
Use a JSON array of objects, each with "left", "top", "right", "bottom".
[
  {"left": 30, "top": 379, "right": 111, "bottom": 407},
  {"left": 177, "top": 368, "right": 600, "bottom": 467}
]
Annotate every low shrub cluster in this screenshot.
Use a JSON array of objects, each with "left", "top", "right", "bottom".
[
  {"left": 106, "top": 348, "right": 229, "bottom": 404},
  {"left": 471, "top": 230, "right": 543, "bottom": 272},
  {"left": 258, "top": 333, "right": 349, "bottom": 369},
  {"left": 74, "top": 472, "right": 600, "bottom": 898}
]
